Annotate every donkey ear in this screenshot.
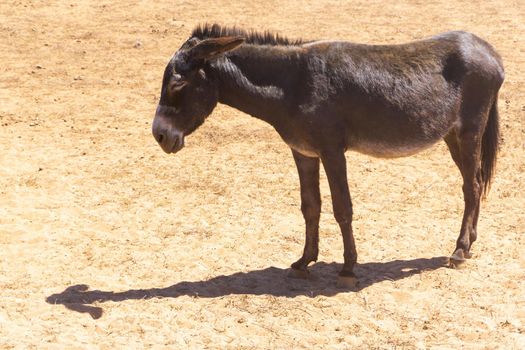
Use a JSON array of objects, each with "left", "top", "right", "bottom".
[{"left": 189, "top": 36, "right": 245, "bottom": 61}]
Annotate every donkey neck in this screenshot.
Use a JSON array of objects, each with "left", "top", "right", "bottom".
[{"left": 210, "top": 45, "right": 303, "bottom": 124}]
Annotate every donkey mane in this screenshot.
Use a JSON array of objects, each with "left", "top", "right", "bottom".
[{"left": 191, "top": 23, "right": 305, "bottom": 46}]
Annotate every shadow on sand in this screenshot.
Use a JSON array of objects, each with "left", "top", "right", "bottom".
[{"left": 46, "top": 257, "right": 448, "bottom": 319}]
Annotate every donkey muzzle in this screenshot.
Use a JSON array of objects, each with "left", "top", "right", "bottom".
[{"left": 152, "top": 113, "right": 185, "bottom": 154}]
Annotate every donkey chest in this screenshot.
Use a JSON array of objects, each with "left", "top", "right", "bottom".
[
  {"left": 275, "top": 123, "right": 321, "bottom": 158},
  {"left": 286, "top": 139, "right": 320, "bottom": 158}
]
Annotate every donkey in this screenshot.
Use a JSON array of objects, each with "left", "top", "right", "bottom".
[{"left": 152, "top": 24, "right": 504, "bottom": 288}]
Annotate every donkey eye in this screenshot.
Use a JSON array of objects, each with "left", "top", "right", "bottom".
[{"left": 170, "top": 74, "right": 188, "bottom": 91}]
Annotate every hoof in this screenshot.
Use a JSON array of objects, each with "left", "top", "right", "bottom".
[
  {"left": 287, "top": 268, "right": 310, "bottom": 279},
  {"left": 449, "top": 249, "right": 471, "bottom": 269},
  {"left": 336, "top": 275, "right": 359, "bottom": 289}
]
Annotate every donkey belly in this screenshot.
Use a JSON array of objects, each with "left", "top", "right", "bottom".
[
  {"left": 347, "top": 112, "right": 457, "bottom": 158},
  {"left": 350, "top": 137, "right": 438, "bottom": 158}
]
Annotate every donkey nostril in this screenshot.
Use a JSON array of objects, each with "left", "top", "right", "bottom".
[{"left": 156, "top": 133, "right": 164, "bottom": 144}]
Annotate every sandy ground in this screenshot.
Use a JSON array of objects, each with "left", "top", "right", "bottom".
[{"left": 1, "top": 0, "right": 524, "bottom": 348}]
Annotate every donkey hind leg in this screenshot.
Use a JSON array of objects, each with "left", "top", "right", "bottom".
[
  {"left": 445, "top": 122, "right": 486, "bottom": 267},
  {"left": 289, "top": 150, "right": 321, "bottom": 279},
  {"left": 445, "top": 130, "right": 481, "bottom": 247}
]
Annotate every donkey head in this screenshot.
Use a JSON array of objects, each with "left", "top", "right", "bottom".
[{"left": 152, "top": 36, "right": 244, "bottom": 154}]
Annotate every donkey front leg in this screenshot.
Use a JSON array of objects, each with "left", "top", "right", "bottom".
[
  {"left": 321, "top": 151, "right": 358, "bottom": 288},
  {"left": 289, "top": 150, "right": 321, "bottom": 278}
]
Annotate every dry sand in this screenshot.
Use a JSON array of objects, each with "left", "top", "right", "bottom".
[{"left": 1, "top": 0, "right": 524, "bottom": 348}]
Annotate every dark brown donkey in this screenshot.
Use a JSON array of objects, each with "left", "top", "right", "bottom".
[{"left": 152, "top": 24, "right": 504, "bottom": 288}]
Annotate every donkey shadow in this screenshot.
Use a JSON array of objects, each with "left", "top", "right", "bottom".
[{"left": 46, "top": 256, "right": 448, "bottom": 319}]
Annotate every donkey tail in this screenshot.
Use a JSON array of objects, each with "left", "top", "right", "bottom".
[{"left": 481, "top": 97, "right": 501, "bottom": 198}]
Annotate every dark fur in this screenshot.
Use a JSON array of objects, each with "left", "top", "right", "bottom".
[{"left": 153, "top": 25, "right": 504, "bottom": 281}]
